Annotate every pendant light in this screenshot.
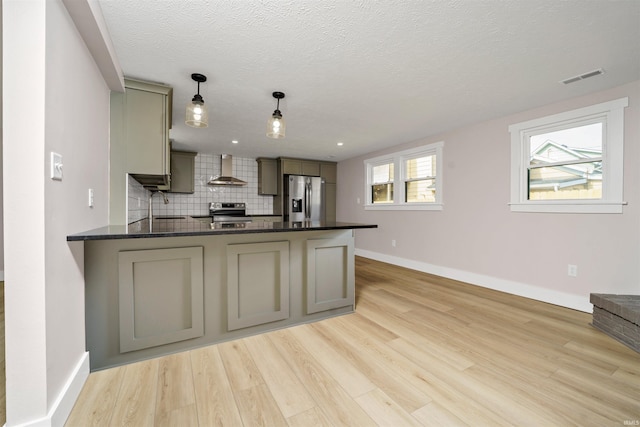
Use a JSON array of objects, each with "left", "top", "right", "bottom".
[
  {"left": 186, "top": 73, "right": 208, "bottom": 128},
  {"left": 267, "top": 91, "right": 286, "bottom": 139}
]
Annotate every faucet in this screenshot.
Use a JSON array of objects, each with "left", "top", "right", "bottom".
[{"left": 148, "top": 190, "right": 170, "bottom": 232}]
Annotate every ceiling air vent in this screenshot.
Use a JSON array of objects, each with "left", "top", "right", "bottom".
[{"left": 561, "top": 68, "right": 605, "bottom": 84}]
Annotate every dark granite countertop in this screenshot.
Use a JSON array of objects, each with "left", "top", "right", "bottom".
[{"left": 67, "top": 216, "right": 377, "bottom": 241}]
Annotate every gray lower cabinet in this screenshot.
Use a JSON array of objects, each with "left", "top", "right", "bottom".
[
  {"left": 226, "top": 241, "right": 290, "bottom": 330},
  {"left": 118, "top": 246, "right": 204, "bottom": 353},
  {"left": 306, "top": 236, "right": 354, "bottom": 314},
  {"left": 84, "top": 229, "right": 357, "bottom": 370}
]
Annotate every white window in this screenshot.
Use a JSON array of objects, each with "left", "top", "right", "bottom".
[
  {"left": 364, "top": 142, "right": 443, "bottom": 210},
  {"left": 509, "top": 98, "right": 627, "bottom": 213}
]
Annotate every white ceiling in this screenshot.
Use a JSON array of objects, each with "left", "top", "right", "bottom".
[{"left": 97, "top": 0, "right": 640, "bottom": 162}]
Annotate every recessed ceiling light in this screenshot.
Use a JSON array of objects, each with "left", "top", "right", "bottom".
[
  {"left": 337, "top": 142, "right": 344, "bottom": 146},
  {"left": 232, "top": 140, "right": 239, "bottom": 144}
]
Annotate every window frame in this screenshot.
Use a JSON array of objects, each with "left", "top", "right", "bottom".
[
  {"left": 364, "top": 142, "right": 443, "bottom": 211},
  {"left": 509, "top": 97, "right": 627, "bottom": 213}
]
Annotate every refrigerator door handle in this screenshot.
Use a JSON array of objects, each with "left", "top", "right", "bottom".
[{"left": 305, "top": 181, "right": 312, "bottom": 219}]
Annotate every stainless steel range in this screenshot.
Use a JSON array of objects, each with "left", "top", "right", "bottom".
[{"left": 209, "top": 202, "right": 252, "bottom": 223}]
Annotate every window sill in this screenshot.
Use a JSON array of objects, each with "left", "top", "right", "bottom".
[
  {"left": 365, "top": 203, "right": 443, "bottom": 211},
  {"left": 509, "top": 201, "right": 625, "bottom": 214}
]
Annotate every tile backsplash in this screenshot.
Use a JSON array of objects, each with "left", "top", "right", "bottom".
[
  {"left": 127, "top": 154, "right": 274, "bottom": 223},
  {"left": 128, "top": 175, "right": 149, "bottom": 223}
]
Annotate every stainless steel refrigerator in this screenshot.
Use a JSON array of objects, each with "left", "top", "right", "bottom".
[{"left": 284, "top": 175, "right": 325, "bottom": 221}]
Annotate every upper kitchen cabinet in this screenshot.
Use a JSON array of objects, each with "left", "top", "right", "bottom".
[
  {"left": 320, "top": 162, "right": 337, "bottom": 184},
  {"left": 169, "top": 150, "right": 197, "bottom": 193},
  {"left": 281, "top": 158, "right": 321, "bottom": 176},
  {"left": 109, "top": 78, "right": 173, "bottom": 224},
  {"left": 117, "top": 78, "right": 173, "bottom": 185},
  {"left": 257, "top": 158, "right": 278, "bottom": 195}
]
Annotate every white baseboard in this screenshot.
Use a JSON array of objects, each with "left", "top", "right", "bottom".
[
  {"left": 355, "top": 249, "right": 591, "bottom": 312},
  {"left": 50, "top": 352, "right": 90, "bottom": 426},
  {"left": 14, "top": 352, "right": 90, "bottom": 427}
]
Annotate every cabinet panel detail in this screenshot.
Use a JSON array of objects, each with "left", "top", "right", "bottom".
[
  {"left": 306, "top": 237, "right": 354, "bottom": 314},
  {"left": 324, "top": 183, "right": 336, "bottom": 222},
  {"left": 282, "top": 159, "right": 302, "bottom": 175},
  {"left": 320, "top": 162, "right": 337, "bottom": 183},
  {"left": 118, "top": 247, "right": 204, "bottom": 353},
  {"left": 257, "top": 158, "right": 278, "bottom": 195},
  {"left": 170, "top": 150, "right": 196, "bottom": 193},
  {"left": 301, "top": 161, "right": 320, "bottom": 176},
  {"left": 124, "top": 79, "right": 172, "bottom": 179},
  {"left": 227, "top": 241, "right": 290, "bottom": 330}
]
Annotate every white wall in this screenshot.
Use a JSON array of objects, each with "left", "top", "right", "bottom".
[
  {"left": 1, "top": 0, "right": 4, "bottom": 281},
  {"left": 339, "top": 81, "right": 640, "bottom": 312},
  {"left": 3, "top": 0, "right": 110, "bottom": 424}
]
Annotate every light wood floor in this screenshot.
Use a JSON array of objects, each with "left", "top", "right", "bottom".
[{"left": 67, "top": 257, "right": 640, "bottom": 426}]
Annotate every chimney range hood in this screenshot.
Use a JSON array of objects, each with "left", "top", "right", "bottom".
[{"left": 208, "top": 154, "right": 247, "bottom": 186}]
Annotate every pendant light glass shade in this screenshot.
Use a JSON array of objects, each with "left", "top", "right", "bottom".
[
  {"left": 186, "top": 98, "right": 208, "bottom": 128},
  {"left": 267, "top": 111, "right": 286, "bottom": 139},
  {"left": 267, "top": 92, "right": 286, "bottom": 139},
  {"left": 186, "top": 73, "right": 208, "bottom": 128}
]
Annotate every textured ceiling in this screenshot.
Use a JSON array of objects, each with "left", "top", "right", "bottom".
[{"left": 97, "top": 0, "right": 640, "bottom": 161}]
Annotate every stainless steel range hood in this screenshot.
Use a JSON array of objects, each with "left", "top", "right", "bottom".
[{"left": 208, "top": 154, "right": 247, "bottom": 186}]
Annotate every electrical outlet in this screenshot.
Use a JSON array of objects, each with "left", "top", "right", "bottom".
[
  {"left": 392, "top": 239, "right": 396, "bottom": 247},
  {"left": 568, "top": 264, "right": 578, "bottom": 277},
  {"left": 357, "top": 197, "right": 361, "bottom": 204}
]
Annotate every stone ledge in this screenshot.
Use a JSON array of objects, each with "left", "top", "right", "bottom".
[
  {"left": 590, "top": 293, "right": 640, "bottom": 325},
  {"left": 591, "top": 293, "right": 640, "bottom": 354}
]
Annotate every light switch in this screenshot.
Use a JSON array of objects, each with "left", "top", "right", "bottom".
[
  {"left": 51, "top": 152, "right": 63, "bottom": 181},
  {"left": 88, "top": 188, "right": 94, "bottom": 207}
]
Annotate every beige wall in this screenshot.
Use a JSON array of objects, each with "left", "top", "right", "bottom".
[
  {"left": 4, "top": 0, "right": 110, "bottom": 424},
  {"left": 338, "top": 81, "right": 640, "bottom": 311}
]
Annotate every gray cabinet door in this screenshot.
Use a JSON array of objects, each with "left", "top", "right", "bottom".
[
  {"left": 320, "top": 162, "right": 337, "bottom": 183},
  {"left": 118, "top": 247, "right": 204, "bottom": 353},
  {"left": 324, "top": 183, "right": 336, "bottom": 222},
  {"left": 257, "top": 158, "right": 278, "bottom": 195},
  {"left": 306, "top": 236, "right": 354, "bottom": 314},
  {"left": 301, "top": 161, "right": 320, "bottom": 176},
  {"left": 124, "top": 81, "right": 171, "bottom": 176},
  {"left": 170, "top": 151, "right": 196, "bottom": 193},
  {"left": 282, "top": 158, "right": 302, "bottom": 175},
  {"left": 227, "top": 241, "right": 290, "bottom": 330}
]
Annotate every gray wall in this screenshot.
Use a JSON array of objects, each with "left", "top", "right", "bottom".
[
  {"left": 3, "top": 0, "right": 110, "bottom": 423},
  {"left": 1, "top": 0, "right": 4, "bottom": 280}
]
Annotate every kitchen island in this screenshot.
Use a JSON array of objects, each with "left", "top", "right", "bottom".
[{"left": 69, "top": 218, "right": 377, "bottom": 370}]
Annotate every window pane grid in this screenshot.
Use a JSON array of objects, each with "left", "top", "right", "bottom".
[
  {"left": 404, "top": 155, "right": 435, "bottom": 179},
  {"left": 372, "top": 183, "right": 394, "bottom": 204},
  {"left": 364, "top": 142, "right": 443, "bottom": 209},
  {"left": 403, "top": 155, "right": 436, "bottom": 203},
  {"left": 405, "top": 179, "right": 436, "bottom": 203},
  {"left": 372, "top": 163, "right": 394, "bottom": 184}
]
